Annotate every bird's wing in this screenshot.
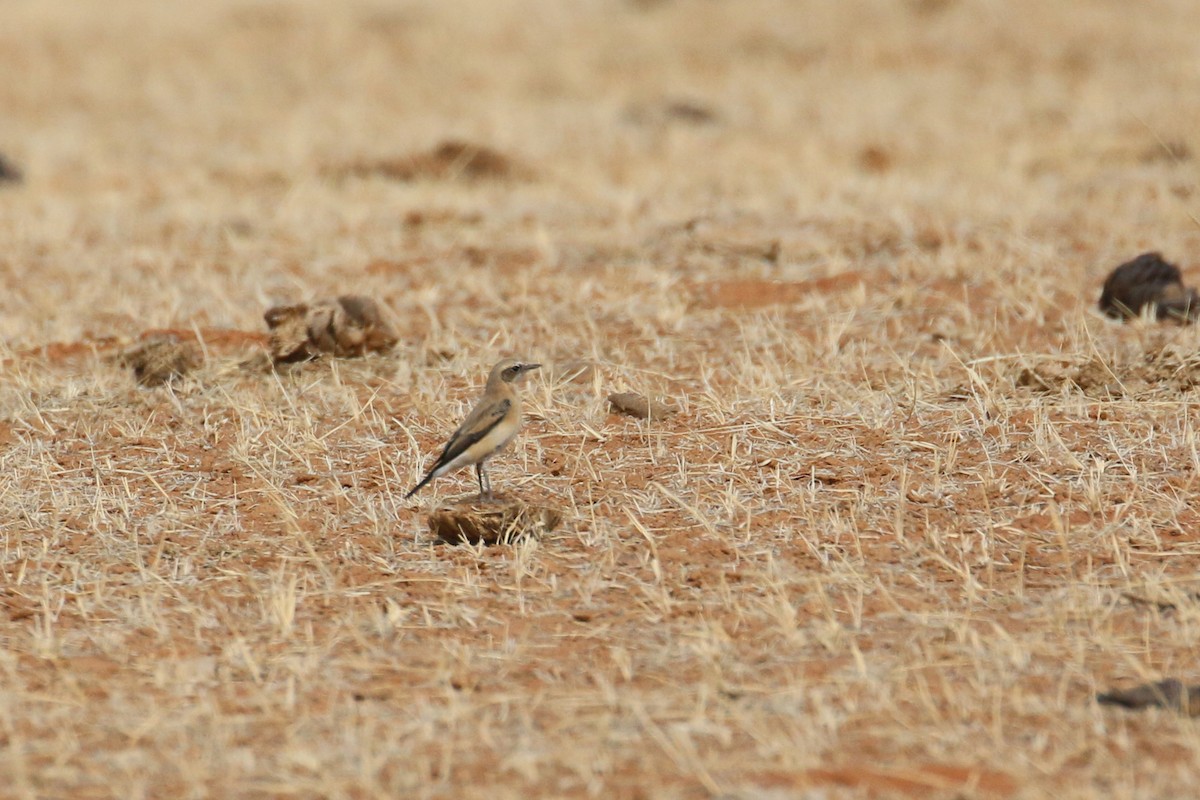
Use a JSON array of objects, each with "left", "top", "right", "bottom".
[{"left": 430, "top": 397, "right": 513, "bottom": 471}]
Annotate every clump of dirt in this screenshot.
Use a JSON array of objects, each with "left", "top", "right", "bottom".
[
  {"left": 1016, "top": 357, "right": 1120, "bottom": 396},
  {"left": 608, "top": 392, "right": 677, "bottom": 420},
  {"left": 1098, "top": 252, "right": 1199, "bottom": 322},
  {"left": 857, "top": 144, "right": 894, "bottom": 173},
  {"left": 1014, "top": 345, "right": 1200, "bottom": 397},
  {"left": 428, "top": 497, "right": 562, "bottom": 545},
  {"left": 118, "top": 334, "right": 202, "bottom": 387},
  {"left": 330, "top": 139, "right": 534, "bottom": 182},
  {"left": 264, "top": 295, "right": 399, "bottom": 364},
  {"left": 1139, "top": 342, "right": 1200, "bottom": 389},
  {"left": 1097, "top": 679, "right": 1200, "bottom": 716}
]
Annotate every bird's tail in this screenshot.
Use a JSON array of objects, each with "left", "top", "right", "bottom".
[{"left": 404, "top": 471, "right": 435, "bottom": 500}]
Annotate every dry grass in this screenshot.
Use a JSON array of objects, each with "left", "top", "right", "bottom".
[{"left": 3, "top": 0, "right": 1200, "bottom": 796}]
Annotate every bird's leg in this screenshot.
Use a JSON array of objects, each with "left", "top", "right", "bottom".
[{"left": 476, "top": 463, "right": 489, "bottom": 500}]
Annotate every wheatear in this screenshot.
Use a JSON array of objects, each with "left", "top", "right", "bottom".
[{"left": 405, "top": 358, "right": 541, "bottom": 500}]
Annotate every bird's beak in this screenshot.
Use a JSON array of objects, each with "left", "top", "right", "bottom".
[{"left": 523, "top": 363, "right": 542, "bottom": 372}]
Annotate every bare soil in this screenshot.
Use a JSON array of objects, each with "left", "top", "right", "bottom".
[{"left": 3, "top": 1, "right": 1200, "bottom": 797}]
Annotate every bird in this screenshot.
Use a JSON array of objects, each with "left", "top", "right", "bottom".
[{"left": 405, "top": 358, "right": 541, "bottom": 500}]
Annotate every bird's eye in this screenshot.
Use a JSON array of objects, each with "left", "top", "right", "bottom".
[{"left": 505, "top": 366, "right": 520, "bottom": 378}]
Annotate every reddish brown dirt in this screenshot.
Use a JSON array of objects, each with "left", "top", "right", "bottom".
[
  {"left": 4, "top": 1, "right": 1200, "bottom": 797},
  {"left": 696, "top": 272, "right": 871, "bottom": 309}
]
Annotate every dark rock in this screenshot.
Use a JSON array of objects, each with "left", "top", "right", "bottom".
[
  {"left": 0, "top": 153, "right": 22, "bottom": 185},
  {"left": 1097, "top": 678, "right": 1200, "bottom": 716},
  {"left": 329, "top": 140, "right": 533, "bottom": 183},
  {"left": 1099, "top": 252, "right": 1199, "bottom": 322}
]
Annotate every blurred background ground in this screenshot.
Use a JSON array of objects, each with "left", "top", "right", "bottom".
[{"left": 2, "top": 0, "right": 1200, "bottom": 797}]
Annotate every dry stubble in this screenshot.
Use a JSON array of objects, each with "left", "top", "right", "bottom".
[{"left": 3, "top": 0, "right": 1200, "bottom": 797}]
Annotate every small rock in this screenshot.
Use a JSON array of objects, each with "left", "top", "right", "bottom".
[
  {"left": 662, "top": 99, "right": 721, "bottom": 125},
  {"left": 330, "top": 139, "right": 533, "bottom": 183},
  {"left": 1099, "top": 252, "right": 1199, "bottom": 322},
  {"left": 1097, "top": 679, "right": 1200, "bottom": 716},
  {"left": 428, "top": 497, "right": 562, "bottom": 545},
  {"left": 264, "top": 295, "right": 399, "bottom": 363},
  {"left": 119, "top": 335, "right": 201, "bottom": 387},
  {"left": 0, "top": 153, "right": 22, "bottom": 185},
  {"left": 607, "top": 392, "right": 677, "bottom": 420},
  {"left": 625, "top": 98, "right": 722, "bottom": 127}
]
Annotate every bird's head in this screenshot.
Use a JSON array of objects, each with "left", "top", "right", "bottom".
[{"left": 490, "top": 358, "right": 541, "bottom": 386}]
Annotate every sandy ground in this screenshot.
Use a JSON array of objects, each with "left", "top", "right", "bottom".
[{"left": 3, "top": 0, "right": 1200, "bottom": 797}]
